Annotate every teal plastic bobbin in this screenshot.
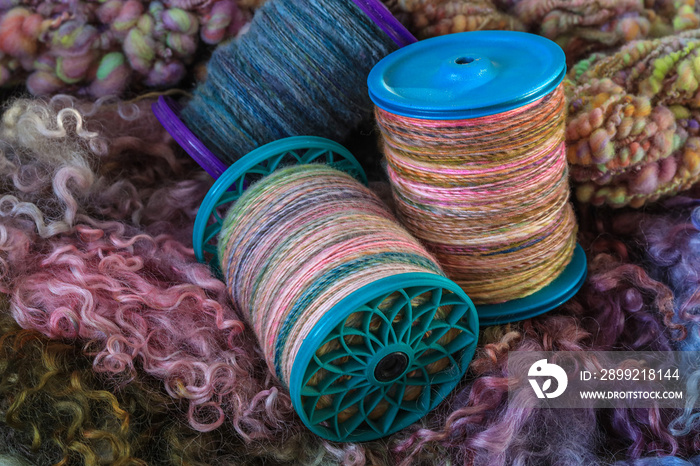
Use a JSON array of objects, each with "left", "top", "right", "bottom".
[
  {"left": 193, "top": 135, "right": 480, "bottom": 442},
  {"left": 193, "top": 136, "right": 368, "bottom": 269},
  {"left": 367, "top": 30, "right": 588, "bottom": 325},
  {"left": 289, "top": 273, "right": 478, "bottom": 442}
]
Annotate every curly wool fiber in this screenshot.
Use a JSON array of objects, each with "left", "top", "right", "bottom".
[
  {"left": 508, "top": 0, "right": 699, "bottom": 62},
  {"left": 392, "top": 241, "right": 685, "bottom": 465},
  {"left": 622, "top": 201, "right": 700, "bottom": 449},
  {"left": 0, "top": 98, "right": 274, "bottom": 437},
  {"left": 0, "top": 317, "right": 237, "bottom": 466},
  {"left": 180, "top": 0, "right": 397, "bottom": 165},
  {"left": 0, "top": 98, "right": 400, "bottom": 464},
  {"left": 566, "top": 30, "right": 700, "bottom": 208},
  {"left": 615, "top": 457, "right": 700, "bottom": 465},
  {"left": 0, "top": 0, "right": 248, "bottom": 97},
  {"left": 0, "top": 95, "right": 211, "bottom": 240}
]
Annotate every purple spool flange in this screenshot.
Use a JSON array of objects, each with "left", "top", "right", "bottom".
[
  {"left": 152, "top": 96, "right": 228, "bottom": 179},
  {"left": 351, "top": 0, "right": 417, "bottom": 48}
]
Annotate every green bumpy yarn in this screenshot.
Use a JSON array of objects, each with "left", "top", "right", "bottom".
[{"left": 566, "top": 30, "right": 700, "bottom": 208}]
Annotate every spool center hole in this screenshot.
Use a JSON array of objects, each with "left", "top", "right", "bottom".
[
  {"left": 374, "top": 352, "right": 409, "bottom": 382},
  {"left": 455, "top": 56, "right": 475, "bottom": 65}
]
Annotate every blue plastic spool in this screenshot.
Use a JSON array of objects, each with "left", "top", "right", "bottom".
[
  {"left": 191, "top": 136, "right": 479, "bottom": 442},
  {"left": 368, "top": 31, "right": 587, "bottom": 325}
]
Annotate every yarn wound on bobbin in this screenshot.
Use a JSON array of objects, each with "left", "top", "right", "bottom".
[
  {"left": 178, "top": 0, "right": 402, "bottom": 166},
  {"left": 369, "top": 30, "right": 587, "bottom": 325},
  {"left": 190, "top": 136, "right": 479, "bottom": 442}
]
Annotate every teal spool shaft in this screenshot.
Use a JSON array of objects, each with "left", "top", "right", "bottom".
[
  {"left": 180, "top": 0, "right": 398, "bottom": 165},
  {"left": 217, "top": 164, "right": 478, "bottom": 441}
]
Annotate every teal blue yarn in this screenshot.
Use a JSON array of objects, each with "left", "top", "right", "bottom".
[{"left": 180, "top": 0, "right": 397, "bottom": 164}]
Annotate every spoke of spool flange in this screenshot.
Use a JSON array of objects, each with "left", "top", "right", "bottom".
[
  {"left": 387, "top": 289, "right": 412, "bottom": 344},
  {"left": 360, "top": 386, "right": 387, "bottom": 432},
  {"left": 378, "top": 393, "right": 401, "bottom": 432},
  {"left": 405, "top": 366, "right": 432, "bottom": 387},
  {"left": 337, "top": 338, "right": 372, "bottom": 364},
  {"left": 427, "top": 287, "right": 443, "bottom": 307},
  {"left": 335, "top": 383, "right": 372, "bottom": 414},
  {"left": 367, "top": 291, "right": 397, "bottom": 311},
  {"left": 338, "top": 323, "right": 373, "bottom": 362},
  {"left": 415, "top": 345, "right": 454, "bottom": 367},
  {"left": 374, "top": 309, "right": 396, "bottom": 346},
  {"left": 342, "top": 325, "right": 382, "bottom": 355},
  {"left": 339, "top": 409, "right": 367, "bottom": 438},
  {"left": 318, "top": 372, "right": 365, "bottom": 395},
  {"left": 443, "top": 330, "right": 475, "bottom": 356},
  {"left": 417, "top": 369, "right": 433, "bottom": 407},
  {"left": 421, "top": 323, "right": 452, "bottom": 347},
  {"left": 217, "top": 190, "right": 240, "bottom": 205},
  {"left": 360, "top": 312, "right": 385, "bottom": 354},
  {"left": 301, "top": 148, "right": 327, "bottom": 163},
  {"left": 310, "top": 406, "right": 337, "bottom": 425},
  {"left": 315, "top": 348, "right": 365, "bottom": 376},
  {"left": 409, "top": 307, "right": 437, "bottom": 347}
]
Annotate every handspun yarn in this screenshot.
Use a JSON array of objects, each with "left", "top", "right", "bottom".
[
  {"left": 566, "top": 30, "right": 700, "bottom": 208},
  {"left": 375, "top": 84, "right": 577, "bottom": 304},
  {"left": 0, "top": 0, "right": 248, "bottom": 97},
  {"left": 180, "top": 0, "right": 398, "bottom": 165},
  {"left": 383, "top": 0, "right": 700, "bottom": 63},
  {"left": 382, "top": 0, "right": 525, "bottom": 39},
  {"left": 507, "top": 0, "right": 700, "bottom": 63},
  {"left": 219, "top": 164, "right": 451, "bottom": 387}
]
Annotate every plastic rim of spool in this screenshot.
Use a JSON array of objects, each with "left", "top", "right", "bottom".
[
  {"left": 192, "top": 136, "right": 368, "bottom": 269},
  {"left": 367, "top": 30, "right": 567, "bottom": 119},
  {"left": 152, "top": 96, "right": 228, "bottom": 179},
  {"left": 350, "top": 0, "right": 417, "bottom": 48},
  {"left": 475, "top": 243, "right": 587, "bottom": 326},
  {"left": 289, "top": 272, "right": 479, "bottom": 442}
]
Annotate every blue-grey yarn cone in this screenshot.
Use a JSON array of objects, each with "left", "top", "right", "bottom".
[{"left": 181, "top": 0, "right": 397, "bottom": 165}]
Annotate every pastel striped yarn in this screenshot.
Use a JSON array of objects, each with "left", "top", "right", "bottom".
[
  {"left": 180, "top": 0, "right": 397, "bottom": 165},
  {"left": 375, "top": 84, "right": 577, "bottom": 304},
  {"left": 217, "top": 164, "right": 446, "bottom": 386}
]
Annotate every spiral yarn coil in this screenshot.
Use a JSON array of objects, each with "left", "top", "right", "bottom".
[
  {"left": 375, "top": 84, "right": 577, "bottom": 304},
  {"left": 220, "top": 165, "right": 451, "bottom": 383},
  {"left": 369, "top": 32, "right": 580, "bottom": 307},
  {"left": 216, "top": 163, "right": 478, "bottom": 441},
  {"left": 180, "top": 0, "right": 397, "bottom": 165}
]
